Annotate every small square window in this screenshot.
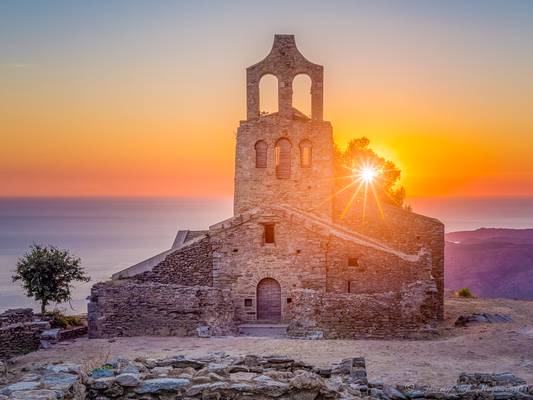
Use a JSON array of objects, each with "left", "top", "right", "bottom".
[
  {"left": 287, "top": 298, "right": 292, "bottom": 304},
  {"left": 244, "top": 299, "right": 253, "bottom": 307},
  {"left": 348, "top": 257, "right": 359, "bottom": 267},
  {"left": 264, "top": 224, "right": 275, "bottom": 244}
]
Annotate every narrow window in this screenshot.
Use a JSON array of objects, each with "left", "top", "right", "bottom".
[
  {"left": 255, "top": 140, "right": 267, "bottom": 168},
  {"left": 299, "top": 140, "right": 312, "bottom": 167},
  {"left": 348, "top": 257, "right": 359, "bottom": 267},
  {"left": 347, "top": 281, "right": 351, "bottom": 293},
  {"left": 275, "top": 138, "right": 291, "bottom": 179},
  {"left": 264, "top": 224, "right": 275, "bottom": 244}
]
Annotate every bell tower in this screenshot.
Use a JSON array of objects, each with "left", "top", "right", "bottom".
[{"left": 234, "top": 35, "right": 334, "bottom": 218}]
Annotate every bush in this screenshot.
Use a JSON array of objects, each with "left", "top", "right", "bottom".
[
  {"left": 45, "top": 310, "right": 85, "bottom": 329},
  {"left": 456, "top": 288, "right": 474, "bottom": 298}
]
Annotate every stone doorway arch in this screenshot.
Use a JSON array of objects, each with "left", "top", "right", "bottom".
[{"left": 256, "top": 278, "right": 282, "bottom": 321}]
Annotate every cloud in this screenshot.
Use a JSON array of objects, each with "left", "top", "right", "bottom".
[{"left": 0, "top": 62, "right": 35, "bottom": 69}]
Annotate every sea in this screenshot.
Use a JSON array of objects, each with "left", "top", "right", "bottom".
[{"left": 1, "top": 196, "right": 532, "bottom": 313}]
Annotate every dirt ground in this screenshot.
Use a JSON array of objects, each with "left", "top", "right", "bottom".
[{"left": 11, "top": 297, "right": 533, "bottom": 388}]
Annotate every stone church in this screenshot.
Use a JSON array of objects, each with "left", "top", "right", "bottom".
[{"left": 88, "top": 35, "right": 444, "bottom": 339}]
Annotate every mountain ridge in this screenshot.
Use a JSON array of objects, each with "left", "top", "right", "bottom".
[{"left": 445, "top": 228, "right": 533, "bottom": 300}]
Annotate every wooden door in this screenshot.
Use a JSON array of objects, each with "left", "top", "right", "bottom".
[{"left": 256, "top": 278, "right": 281, "bottom": 321}]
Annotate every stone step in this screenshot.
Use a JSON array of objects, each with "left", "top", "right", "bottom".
[{"left": 238, "top": 324, "right": 289, "bottom": 337}]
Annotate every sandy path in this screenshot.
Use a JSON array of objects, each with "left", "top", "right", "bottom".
[{"left": 11, "top": 297, "right": 533, "bottom": 387}]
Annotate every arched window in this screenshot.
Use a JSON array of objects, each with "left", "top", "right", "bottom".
[
  {"left": 254, "top": 140, "right": 267, "bottom": 168},
  {"left": 275, "top": 138, "right": 291, "bottom": 179},
  {"left": 292, "top": 74, "right": 312, "bottom": 117},
  {"left": 299, "top": 140, "right": 312, "bottom": 167},
  {"left": 259, "top": 74, "right": 278, "bottom": 115}
]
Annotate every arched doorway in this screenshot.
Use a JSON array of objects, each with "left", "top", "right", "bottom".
[{"left": 256, "top": 278, "right": 281, "bottom": 321}]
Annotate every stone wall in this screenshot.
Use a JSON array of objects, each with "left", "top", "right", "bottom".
[
  {"left": 287, "top": 283, "right": 439, "bottom": 339},
  {"left": 333, "top": 198, "right": 445, "bottom": 319},
  {"left": 234, "top": 116, "right": 334, "bottom": 218},
  {"left": 0, "top": 321, "right": 49, "bottom": 359},
  {"left": 87, "top": 281, "right": 235, "bottom": 339},
  {"left": 134, "top": 236, "right": 213, "bottom": 286},
  {"left": 0, "top": 308, "right": 34, "bottom": 328},
  {"left": 210, "top": 207, "right": 440, "bottom": 326},
  {"left": 210, "top": 209, "right": 329, "bottom": 322},
  {"left": 325, "top": 234, "right": 434, "bottom": 295}
]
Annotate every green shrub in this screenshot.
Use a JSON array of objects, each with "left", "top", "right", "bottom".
[
  {"left": 456, "top": 288, "right": 474, "bottom": 298},
  {"left": 45, "top": 310, "right": 85, "bottom": 328}
]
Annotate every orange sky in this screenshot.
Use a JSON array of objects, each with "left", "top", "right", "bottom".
[{"left": 1, "top": 1, "right": 532, "bottom": 199}]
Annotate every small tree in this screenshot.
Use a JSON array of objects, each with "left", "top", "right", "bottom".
[
  {"left": 334, "top": 137, "right": 406, "bottom": 207},
  {"left": 12, "top": 244, "right": 90, "bottom": 314}
]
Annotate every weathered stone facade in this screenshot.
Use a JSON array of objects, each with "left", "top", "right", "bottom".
[
  {"left": 88, "top": 282, "right": 235, "bottom": 339},
  {"left": 88, "top": 34, "right": 444, "bottom": 339}
]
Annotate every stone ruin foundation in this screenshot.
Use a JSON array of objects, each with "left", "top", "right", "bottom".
[{"left": 1, "top": 353, "right": 531, "bottom": 400}]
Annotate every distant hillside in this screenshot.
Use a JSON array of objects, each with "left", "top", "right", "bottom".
[{"left": 445, "top": 228, "right": 533, "bottom": 300}]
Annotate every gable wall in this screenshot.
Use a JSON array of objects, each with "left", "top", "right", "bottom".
[{"left": 211, "top": 212, "right": 328, "bottom": 322}]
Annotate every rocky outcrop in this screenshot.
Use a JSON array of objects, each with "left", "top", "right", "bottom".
[{"left": 88, "top": 281, "right": 236, "bottom": 338}]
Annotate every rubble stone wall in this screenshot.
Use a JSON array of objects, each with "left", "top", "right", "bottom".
[
  {"left": 0, "top": 308, "right": 34, "bottom": 328},
  {"left": 87, "top": 281, "right": 235, "bottom": 339},
  {"left": 325, "top": 234, "right": 434, "bottom": 295},
  {"left": 287, "top": 284, "right": 439, "bottom": 339},
  {"left": 134, "top": 236, "right": 213, "bottom": 286},
  {"left": 333, "top": 198, "right": 445, "bottom": 319},
  {"left": 0, "top": 321, "right": 49, "bottom": 359}
]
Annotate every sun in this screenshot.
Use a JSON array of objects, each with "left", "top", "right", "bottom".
[
  {"left": 353, "top": 165, "right": 379, "bottom": 184},
  {"left": 360, "top": 166, "right": 378, "bottom": 183}
]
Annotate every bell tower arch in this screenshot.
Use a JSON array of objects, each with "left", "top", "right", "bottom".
[
  {"left": 234, "top": 35, "right": 334, "bottom": 218},
  {"left": 246, "top": 34, "right": 324, "bottom": 121}
]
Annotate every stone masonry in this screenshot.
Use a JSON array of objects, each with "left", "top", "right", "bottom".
[
  {"left": 88, "top": 34, "right": 444, "bottom": 339},
  {"left": 0, "top": 309, "right": 50, "bottom": 359},
  {"left": 2, "top": 354, "right": 531, "bottom": 400},
  {"left": 88, "top": 282, "right": 235, "bottom": 339}
]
